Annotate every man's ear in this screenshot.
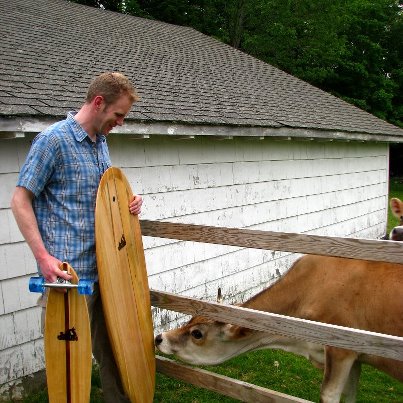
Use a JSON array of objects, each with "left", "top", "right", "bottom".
[{"left": 93, "top": 95, "right": 105, "bottom": 110}]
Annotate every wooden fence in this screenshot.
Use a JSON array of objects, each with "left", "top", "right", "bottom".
[{"left": 140, "top": 219, "right": 403, "bottom": 403}]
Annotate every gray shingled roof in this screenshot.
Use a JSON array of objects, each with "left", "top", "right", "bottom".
[{"left": 1, "top": 0, "right": 403, "bottom": 140}]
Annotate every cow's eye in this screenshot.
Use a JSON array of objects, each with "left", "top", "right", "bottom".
[{"left": 191, "top": 329, "right": 203, "bottom": 339}]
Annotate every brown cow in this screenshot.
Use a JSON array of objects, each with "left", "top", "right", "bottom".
[{"left": 155, "top": 198, "right": 403, "bottom": 403}]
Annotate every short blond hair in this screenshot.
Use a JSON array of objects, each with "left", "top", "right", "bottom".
[{"left": 86, "top": 72, "right": 139, "bottom": 105}]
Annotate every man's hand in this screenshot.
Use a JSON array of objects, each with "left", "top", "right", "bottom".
[
  {"left": 129, "top": 194, "right": 143, "bottom": 215},
  {"left": 37, "top": 254, "right": 72, "bottom": 284}
]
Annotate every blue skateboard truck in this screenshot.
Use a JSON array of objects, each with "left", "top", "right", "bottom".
[{"left": 29, "top": 276, "right": 94, "bottom": 295}]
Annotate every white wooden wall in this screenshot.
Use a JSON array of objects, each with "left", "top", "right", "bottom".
[
  {"left": 0, "top": 134, "right": 389, "bottom": 392},
  {"left": 0, "top": 136, "right": 44, "bottom": 396},
  {"left": 108, "top": 136, "right": 389, "bottom": 331}
]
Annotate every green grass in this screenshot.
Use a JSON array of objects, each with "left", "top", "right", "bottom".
[
  {"left": 19, "top": 350, "right": 403, "bottom": 402},
  {"left": 17, "top": 180, "right": 403, "bottom": 403},
  {"left": 154, "top": 350, "right": 403, "bottom": 403}
]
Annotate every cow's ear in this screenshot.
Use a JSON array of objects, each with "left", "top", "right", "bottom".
[
  {"left": 224, "top": 324, "right": 253, "bottom": 339},
  {"left": 236, "top": 327, "right": 253, "bottom": 337},
  {"left": 217, "top": 287, "right": 223, "bottom": 304}
]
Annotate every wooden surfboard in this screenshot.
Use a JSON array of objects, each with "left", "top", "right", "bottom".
[
  {"left": 95, "top": 167, "right": 155, "bottom": 402},
  {"left": 44, "top": 263, "right": 92, "bottom": 403}
]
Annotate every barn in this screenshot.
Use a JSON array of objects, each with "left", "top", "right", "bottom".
[{"left": 1, "top": 0, "right": 403, "bottom": 397}]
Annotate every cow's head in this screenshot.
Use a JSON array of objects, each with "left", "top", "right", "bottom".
[
  {"left": 155, "top": 288, "right": 267, "bottom": 365},
  {"left": 389, "top": 198, "right": 403, "bottom": 241},
  {"left": 154, "top": 310, "right": 325, "bottom": 367},
  {"left": 154, "top": 315, "right": 262, "bottom": 365}
]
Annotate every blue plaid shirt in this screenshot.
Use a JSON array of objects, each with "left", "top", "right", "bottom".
[{"left": 17, "top": 112, "right": 111, "bottom": 280}]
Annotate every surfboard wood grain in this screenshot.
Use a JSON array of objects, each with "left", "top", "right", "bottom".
[
  {"left": 95, "top": 167, "right": 155, "bottom": 402},
  {"left": 45, "top": 264, "right": 91, "bottom": 403}
]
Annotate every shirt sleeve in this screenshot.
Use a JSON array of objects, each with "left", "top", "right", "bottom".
[{"left": 17, "top": 132, "right": 58, "bottom": 197}]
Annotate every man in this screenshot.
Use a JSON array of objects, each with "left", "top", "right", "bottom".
[{"left": 11, "top": 72, "right": 142, "bottom": 402}]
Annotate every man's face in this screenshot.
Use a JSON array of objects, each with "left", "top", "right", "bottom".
[{"left": 97, "top": 94, "right": 133, "bottom": 136}]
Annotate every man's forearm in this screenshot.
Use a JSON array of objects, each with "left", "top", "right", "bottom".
[
  {"left": 11, "top": 186, "right": 70, "bottom": 282},
  {"left": 11, "top": 187, "right": 49, "bottom": 261}
]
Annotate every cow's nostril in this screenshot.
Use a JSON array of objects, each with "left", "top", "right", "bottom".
[{"left": 155, "top": 334, "right": 163, "bottom": 345}]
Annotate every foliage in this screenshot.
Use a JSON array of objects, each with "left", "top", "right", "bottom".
[
  {"left": 69, "top": 0, "right": 122, "bottom": 11},
  {"left": 69, "top": 0, "right": 403, "bottom": 128},
  {"left": 328, "top": 0, "right": 403, "bottom": 126}
]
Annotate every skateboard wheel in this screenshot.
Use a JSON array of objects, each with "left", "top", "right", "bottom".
[
  {"left": 29, "top": 277, "right": 45, "bottom": 293},
  {"left": 77, "top": 279, "right": 94, "bottom": 295}
]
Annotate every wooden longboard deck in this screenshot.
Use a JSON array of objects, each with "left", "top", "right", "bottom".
[
  {"left": 95, "top": 167, "right": 155, "bottom": 403},
  {"left": 44, "top": 264, "right": 92, "bottom": 403}
]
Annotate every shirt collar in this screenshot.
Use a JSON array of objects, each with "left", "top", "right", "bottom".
[{"left": 66, "top": 111, "right": 106, "bottom": 144}]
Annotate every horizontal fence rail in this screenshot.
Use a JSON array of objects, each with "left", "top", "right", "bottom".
[
  {"left": 140, "top": 220, "right": 403, "bottom": 264},
  {"left": 156, "top": 356, "right": 312, "bottom": 403},
  {"left": 151, "top": 290, "right": 403, "bottom": 362}
]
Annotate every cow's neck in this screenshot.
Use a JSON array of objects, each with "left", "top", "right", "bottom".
[
  {"left": 242, "top": 270, "right": 306, "bottom": 317},
  {"left": 235, "top": 329, "right": 325, "bottom": 369}
]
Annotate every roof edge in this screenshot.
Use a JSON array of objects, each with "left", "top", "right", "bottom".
[{"left": 1, "top": 116, "right": 402, "bottom": 143}]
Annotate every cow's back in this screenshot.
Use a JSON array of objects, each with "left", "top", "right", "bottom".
[{"left": 245, "top": 254, "right": 403, "bottom": 337}]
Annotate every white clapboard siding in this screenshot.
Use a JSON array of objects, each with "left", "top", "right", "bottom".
[
  {"left": 0, "top": 339, "right": 44, "bottom": 387},
  {"left": 0, "top": 173, "right": 19, "bottom": 209},
  {"left": 0, "top": 306, "right": 43, "bottom": 386},
  {"left": 148, "top": 248, "right": 293, "bottom": 295},
  {"left": 146, "top": 209, "right": 385, "bottom": 294},
  {"left": 0, "top": 308, "right": 42, "bottom": 350},
  {"left": 109, "top": 136, "right": 387, "bottom": 169},
  {"left": 123, "top": 155, "right": 386, "bottom": 195},
  {"left": 0, "top": 142, "right": 21, "bottom": 174},
  {"left": 141, "top": 183, "right": 386, "bottom": 249},
  {"left": 0, "top": 284, "right": 3, "bottom": 316},
  {"left": 121, "top": 152, "right": 386, "bottom": 197},
  {"left": 113, "top": 137, "right": 389, "bottom": 332},
  {"left": 1, "top": 276, "right": 38, "bottom": 314},
  {"left": 0, "top": 137, "right": 33, "bottom": 175},
  {"left": 0, "top": 134, "right": 390, "bottom": 390},
  {"left": 139, "top": 173, "right": 384, "bottom": 220},
  {"left": 144, "top": 199, "right": 385, "bottom": 276},
  {"left": 0, "top": 210, "right": 23, "bottom": 245},
  {"left": 0, "top": 136, "right": 45, "bottom": 390},
  {"left": 151, "top": 253, "right": 301, "bottom": 331},
  {"left": 0, "top": 243, "right": 37, "bottom": 281}
]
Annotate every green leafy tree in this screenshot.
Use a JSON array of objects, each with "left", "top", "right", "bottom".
[
  {"left": 326, "top": 1, "right": 399, "bottom": 120},
  {"left": 239, "top": 0, "right": 348, "bottom": 83},
  {"left": 69, "top": 0, "right": 124, "bottom": 11},
  {"left": 68, "top": 0, "right": 403, "bottom": 127}
]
